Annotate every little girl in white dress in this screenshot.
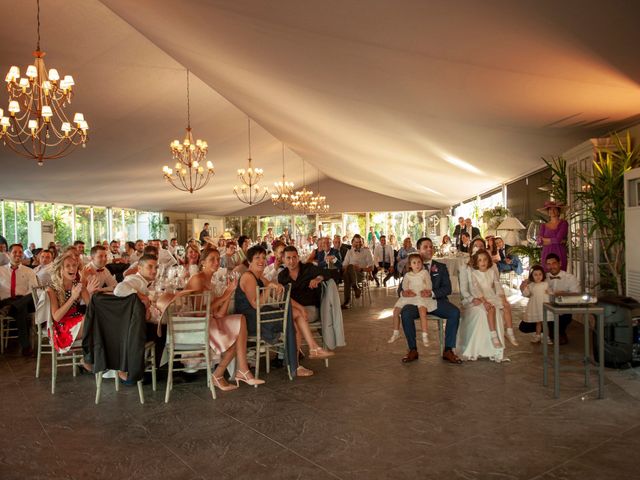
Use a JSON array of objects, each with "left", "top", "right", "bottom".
[
  {"left": 389, "top": 253, "right": 437, "bottom": 346},
  {"left": 522, "top": 265, "right": 551, "bottom": 344},
  {"left": 469, "top": 250, "right": 506, "bottom": 348}
]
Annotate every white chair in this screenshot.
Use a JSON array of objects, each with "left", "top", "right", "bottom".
[
  {"left": 95, "top": 341, "right": 156, "bottom": 405},
  {"left": 31, "top": 286, "right": 52, "bottom": 378},
  {"left": 426, "top": 314, "right": 445, "bottom": 356},
  {"left": 352, "top": 272, "right": 373, "bottom": 307},
  {"left": 47, "top": 317, "right": 84, "bottom": 395},
  {"left": 248, "top": 284, "right": 292, "bottom": 382},
  {"left": 164, "top": 292, "right": 214, "bottom": 403},
  {"left": 0, "top": 306, "right": 18, "bottom": 354}
]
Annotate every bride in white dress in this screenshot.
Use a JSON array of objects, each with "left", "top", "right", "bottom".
[{"left": 457, "top": 249, "right": 507, "bottom": 362}]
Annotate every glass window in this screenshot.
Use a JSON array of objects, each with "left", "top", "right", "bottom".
[
  {"left": 15, "top": 201, "right": 28, "bottom": 246},
  {"left": 3, "top": 201, "right": 17, "bottom": 244},
  {"left": 137, "top": 212, "right": 150, "bottom": 241},
  {"left": 344, "top": 213, "right": 366, "bottom": 241},
  {"left": 318, "top": 214, "right": 343, "bottom": 238},
  {"left": 224, "top": 216, "right": 241, "bottom": 237},
  {"left": 55, "top": 205, "right": 73, "bottom": 247},
  {"left": 124, "top": 209, "right": 137, "bottom": 241},
  {"left": 407, "top": 211, "right": 425, "bottom": 243},
  {"left": 34, "top": 202, "right": 54, "bottom": 221},
  {"left": 75, "top": 206, "right": 91, "bottom": 245},
  {"left": 259, "top": 215, "right": 293, "bottom": 238},
  {"left": 241, "top": 216, "right": 257, "bottom": 241},
  {"left": 112, "top": 208, "right": 125, "bottom": 242},
  {"left": 148, "top": 212, "right": 163, "bottom": 240},
  {"left": 293, "top": 214, "right": 316, "bottom": 244},
  {"left": 93, "top": 207, "right": 108, "bottom": 245}
]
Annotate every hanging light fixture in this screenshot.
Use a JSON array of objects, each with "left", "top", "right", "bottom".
[
  {"left": 291, "top": 160, "right": 314, "bottom": 213},
  {"left": 162, "top": 69, "right": 214, "bottom": 193},
  {"left": 0, "top": 0, "right": 88, "bottom": 165},
  {"left": 308, "top": 166, "right": 329, "bottom": 213},
  {"left": 234, "top": 118, "right": 268, "bottom": 205},
  {"left": 271, "top": 143, "right": 294, "bottom": 210}
]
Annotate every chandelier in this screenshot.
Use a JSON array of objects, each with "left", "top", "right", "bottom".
[
  {"left": 0, "top": 0, "right": 88, "bottom": 166},
  {"left": 291, "top": 160, "right": 314, "bottom": 213},
  {"left": 234, "top": 118, "right": 268, "bottom": 205},
  {"left": 271, "top": 143, "right": 294, "bottom": 210},
  {"left": 162, "top": 70, "right": 214, "bottom": 194},
  {"left": 308, "top": 168, "right": 330, "bottom": 213}
]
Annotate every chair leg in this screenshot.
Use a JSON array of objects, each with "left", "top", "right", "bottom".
[
  {"left": 254, "top": 343, "right": 261, "bottom": 380},
  {"left": 438, "top": 319, "right": 444, "bottom": 356},
  {"left": 115, "top": 373, "right": 120, "bottom": 392},
  {"left": 35, "top": 331, "right": 42, "bottom": 378},
  {"left": 151, "top": 348, "right": 157, "bottom": 392},
  {"left": 206, "top": 347, "right": 216, "bottom": 400},
  {"left": 95, "top": 372, "right": 103, "bottom": 404},
  {"left": 265, "top": 346, "right": 270, "bottom": 374},
  {"left": 164, "top": 352, "right": 174, "bottom": 403},
  {"left": 51, "top": 352, "right": 57, "bottom": 394},
  {"left": 0, "top": 321, "right": 4, "bottom": 354},
  {"left": 137, "top": 380, "right": 145, "bottom": 404}
]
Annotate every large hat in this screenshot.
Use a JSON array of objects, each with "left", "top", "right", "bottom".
[{"left": 537, "top": 200, "right": 567, "bottom": 214}]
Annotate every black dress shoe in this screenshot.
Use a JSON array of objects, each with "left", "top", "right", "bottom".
[
  {"left": 402, "top": 349, "right": 419, "bottom": 363},
  {"left": 341, "top": 303, "right": 351, "bottom": 310}
]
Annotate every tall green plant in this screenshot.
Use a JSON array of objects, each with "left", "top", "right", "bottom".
[
  {"left": 541, "top": 155, "right": 567, "bottom": 204},
  {"left": 575, "top": 130, "right": 640, "bottom": 295}
]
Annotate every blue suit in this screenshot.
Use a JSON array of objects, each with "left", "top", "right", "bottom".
[{"left": 400, "top": 259, "right": 460, "bottom": 350}]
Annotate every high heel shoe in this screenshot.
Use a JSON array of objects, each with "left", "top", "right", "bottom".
[
  {"left": 235, "top": 370, "right": 266, "bottom": 387},
  {"left": 212, "top": 375, "right": 239, "bottom": 392},
  {"left": 308, "top": 347, "right": 335, "bottom": 359}
]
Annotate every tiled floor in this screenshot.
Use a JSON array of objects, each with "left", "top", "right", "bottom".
[{"left": 1, "top": 288, "right": 638, "bottom": 479}]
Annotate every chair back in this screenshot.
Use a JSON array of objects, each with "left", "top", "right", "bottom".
[
  {"left": 255, "top": 284, "right": 291, "bottom": 341},
  {"left": 31, "top": 285, "right": 51, "bottom": 333},
  {"left": 166, "top": 292, "right": 211, "bottom": 349}
]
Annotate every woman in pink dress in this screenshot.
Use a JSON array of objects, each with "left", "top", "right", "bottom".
[
  {"left": 47, "top": 252, "right": 99, "bottom": 354},
  {"left": 537, "top": 201, "right": 569, "bottom": 270},
  {"left": 185, "top": 248, "right": 263, "bottom": 391}
]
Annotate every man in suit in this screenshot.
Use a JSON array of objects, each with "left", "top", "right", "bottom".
[
  {"left": 453, "top": 217, "right": 465, "bottom": 247},
  {"left": 495, "top": 237, "right": 523, "bottom": 275},
  {"left": 333, "top": 235, "right": 350, "bottom": 262},
  {"left": 458, "top": 232, "right": 472, "bottom": 253},
  {"left": 399, "top": 237, "right": 462, "bottom": 364},
  {"left": 373, "top": 235, "right": 395, "bottom": 287},
  {"left": 464, "top": 218, "right": 480, "bottom": 240}
]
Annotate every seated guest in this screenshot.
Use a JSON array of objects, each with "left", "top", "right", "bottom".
[
  {"left": 186, "top": 248, "right": 263, "bottom": 390},
  {"left": 149, "top": 239, "right": 178, "bottom": 267},
  {"left": 388, "top": 234, "right": 399, "bottom": 250},
  {"left": 519, "top": 253, "right": 578, "bottom": 344},
  {"left": 83, "top": 245, "right": 118, "bottom": 293},
  {"left": 181, "top": 244, "right": 201, "bottom": 278},
  {"left": 47, "top": 252, "right": 100, "bottom": 355},
  {"left": 114, "top": 254, "right": 158, "bottom": 319},
  {"left": 459, "top": 232, "right": 472, "bottom": 253},
  {"left": 217, "top": 237, "right": 227, "bottom": 250},
  {"left": 23, "top": 243, "right": 37, "bottom": 261},
  {"left": 123, "top": 245, "right": 159, "bottom": 277},
  {"left": 232, "top": 235, "right": 250, "bottom": 265},
  {"left": 440, "top": 235, "right": 453, "bottom": 254},
  {"left": 306, "top": 237, "right": 342, "bottom": 270},
  {"left": 167, "top": 238, "right": 179, "bottom": 257},
  {"left": 278, "top": 246, "right": 336, "bottom": 359},
  {"left": 161, "top": 239, "right": 169, "bottom": 250},
  {"left": 495, "top": 237, "right": 523, "bottom": 275},
  {"left": 123, "top": 241, "right": 136, "bottom": 263},
  {"left": 399, "top": 237, "right": 462, "bottom": 364},
  {"left": 221, "top": 241, "right": 238, "bottom": 270},
  {"left": 0, "top": 242, "right": 10, "bottom": 266},
  {"left": 341, "top": 235, "right": 374, "bottom": 309},
  {"left": 264, "top": 241, "right": 286, "bottom": 282},
  {"left": 485, "top": 235, "right": 499, "bottom": 263},
  {"left": 48, "top": 241, "right": 59, "bottom": 260},
  {"left": 35, "top": 249, "right": 54, "bottom": 285},
  {"left": 333, "top": 235, "right": 351, "bottom": 262},
  {"left": 107, "top": 240, "right": 122, "bottom": 264},
  {"left": 373, "top": 235, "right": 395, "bottom": 287},
  {"left": 73, "top": 240, "right": 90, "bottom": 265},
  {"left": 396, "top": 237, "right": 417, "bottom": 274},
  {"left": 129, "top": 240, "right": 145, "bottom": 263},
  {"left": 0, "top": 244, "right": 38, "bottom": 355}
]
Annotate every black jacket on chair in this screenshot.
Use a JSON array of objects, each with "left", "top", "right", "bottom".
[{"left": 82, "top": 293, "right": 147, "bottom": 382}]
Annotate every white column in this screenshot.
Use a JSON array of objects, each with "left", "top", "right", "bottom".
[{"left": 90, "top": 207, "right": 95, "bottom": 246}]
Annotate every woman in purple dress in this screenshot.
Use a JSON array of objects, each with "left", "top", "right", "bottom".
[{"left": 537, "top": 201, "right": 568, "bottom": 270}]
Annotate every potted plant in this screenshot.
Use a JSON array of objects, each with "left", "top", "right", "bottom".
[
  {"left": 541, "top": 155, "right": 568, "bottom": 204},
  {"left": 575, "top": 130, "right": 640, "bottom": 295},
  {"left": 481, "top": 205, "right": 510, "bottom": 236}
]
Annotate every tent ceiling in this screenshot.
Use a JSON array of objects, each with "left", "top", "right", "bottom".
[{"left": 1, "top": 0, "right": 639, "bottom": 214}]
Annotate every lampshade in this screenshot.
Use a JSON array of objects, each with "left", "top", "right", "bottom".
[{"left": 497, "top": 217, "right": 526, "bottom": 230}]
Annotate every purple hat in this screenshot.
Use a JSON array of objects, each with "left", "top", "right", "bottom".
[{"left": 537, "top": 200, "right": 567, "bottom": 214}]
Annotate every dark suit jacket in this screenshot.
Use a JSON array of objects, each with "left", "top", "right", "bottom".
[{"left": 339, "top": 243, "right": 351, "bottom": 261}]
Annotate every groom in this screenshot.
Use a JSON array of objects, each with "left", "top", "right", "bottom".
[{"left": 400, "top": 237, "right": 462, "bottom": 364}]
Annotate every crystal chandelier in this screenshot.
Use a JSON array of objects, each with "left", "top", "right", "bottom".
[
  {"left": 234, "top": 118, "right": 268, "bottom": 205},
  {"left": 271, "top": 143, "right": 294, "bottom": 210},
  {"left": 0, "top": 0, "right": 88, "bottom": 166},
  {"left": 291, "top": 160, "right": 314, "bottom": 213},
  {"left": 308, "top": 167, "right": 330, "bottom": 213},
  {"left": 162, "top": 70, "right": 214, "bottom": 194}
]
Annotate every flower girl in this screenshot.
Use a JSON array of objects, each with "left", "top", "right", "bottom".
[{"left": 522, "top": 265, "right": 551, "bottom": 344}]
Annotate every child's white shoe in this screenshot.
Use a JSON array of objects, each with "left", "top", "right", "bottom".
[
  {"left": 422, "top": 332, "right": 429, "bottom": 347},
  {"left": 505, "top": 328, "right": 519, "bottom": 346},
  {"left": 387, "top": 330, "right": 400, "bottom": 343},
  {"left": 530, "top": 333, "right": 541, "bottom": 344}
]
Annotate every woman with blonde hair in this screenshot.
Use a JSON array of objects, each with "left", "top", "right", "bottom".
[{"left": 46, "top": 253, "right": 99, "bottom": 353}]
